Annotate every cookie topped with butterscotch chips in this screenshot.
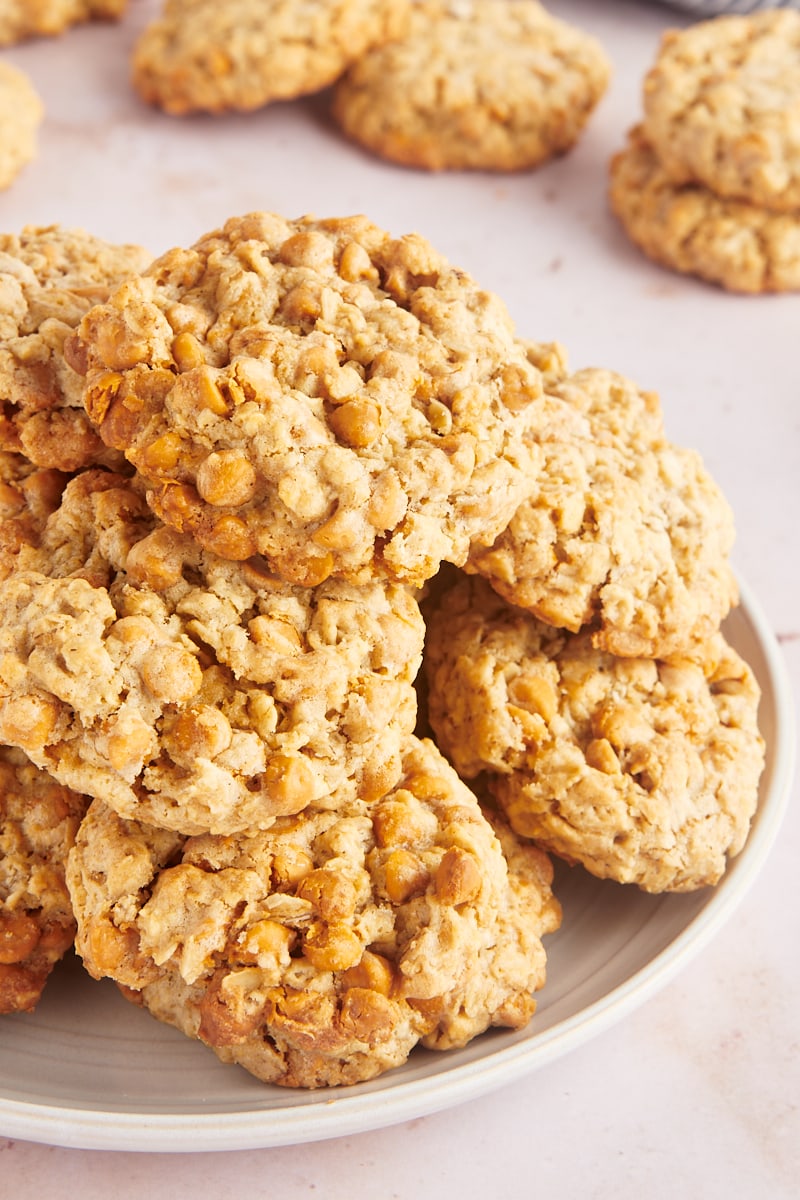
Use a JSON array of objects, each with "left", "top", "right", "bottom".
[
  {"left": 0, "top": 0, "right": 126, "bottom": 45},
  {"left": 0, "top": 469, "right": 424, "bottom": 836},
  {"left": 70, "top": 211, "right": 546, "bottom": 588},
  {"left": 1, "top": 745, "right": 89, "bottom": 1013},
  {"left": 332, "top": 0, "right": 610, "bottom": 172},
  {"left": 67, "top": 736, "right": 561, "bottom": 1088},
  {"left": 467, "top": 366, "right": 738, "bottom": 658},
  {"left": 642, "top": 10, "right": 800, "bottom": 213},
  {"left": 0, "top": 225, "right": 151, "bottom": 471},
  {"left": 424, "top": 573, "right": 765, "bottom": 894}
]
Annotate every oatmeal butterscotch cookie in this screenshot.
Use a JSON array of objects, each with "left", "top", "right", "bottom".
[
  {"left": 67, "top": 736, "right": 561, "bottom": 1088},
  {"left": 642, "top": 10, "right": 800, "bottom": 213},
  {"left": 0, "top": 225, "right": 151, "bottom": 470},
  {"left": 467, "top": 366, "right": 737, "bottom": 658},
  {"left": 609, "top": 126, "right": 800, "bottom": 294},
  {"left": 0, "top": 0, "right": 125, "bottom": 45},
  {"left": 1, "top": 745, "right": 88, "bottom": 1013},
  {"left": 0, "top": 470, "right": 424, "bottom": 835},
  {"left": 70, "top": 211, "right": 546, "bottom": 587},
  {"left": 0, "top": 62, "right": 42, "bottom": 190},
  {"left": 331, "top": 0, "right": 610, "bottom": 172},
  {"left": 424, "top": 574, "right": 765, "bottom": 894},
  {"left": 132, "top": 0, "right": 412, "bottom": 115}
]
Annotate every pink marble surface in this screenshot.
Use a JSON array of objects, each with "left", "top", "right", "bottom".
[{"left": 0, "top": 1, "right": 797, "bottom": 1194}]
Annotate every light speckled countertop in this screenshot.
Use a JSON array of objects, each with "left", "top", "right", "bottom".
[{"left": 0, "top": 1, "right": 798, "bottom": 1195}]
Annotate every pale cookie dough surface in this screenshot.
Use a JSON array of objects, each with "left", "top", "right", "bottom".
[
  {"left": 0, "top": 62, "right": 42, "bottom": 190},
  {"left": 642, "top": 10, "right": 800, "bottom": 213},
  {"left": 331, "top": 0, "right": 610, "bottom": 172},
  {"left": 468, "top": 366, "right": 737, "bottom": 658},
  {"left": 424, "top": 574, "right": 765, "bottom": 894},
  {"left": 610, "top": 126, "right": 800, "bottom": 294},
  {"left": 67, "top": 736, "right": 561, "bottom": 1088},
  {"left": 0, "top": 470, "right": 424, "bottom": 835},
  {"left": 72, "top": 211, "right": 545, "bottom": 587},
  {"left": 0, "top": 225, "right": 151, "bottom": 470},
  {"left": 132, "top": 0, "right": 412, "bottom": 115},
  {"left": 0, "top": 745, "right": 88, "bottom": 1012},
  {"left": 0, "top": 0, "right": 125, "bottom": 45}
]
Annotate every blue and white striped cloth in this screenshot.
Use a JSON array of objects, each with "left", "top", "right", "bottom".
[{"left": 657, "top": 0, "right": 799, "bottom": 13}]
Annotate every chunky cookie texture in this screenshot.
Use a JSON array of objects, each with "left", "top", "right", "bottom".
[
  {"left": 610, "top": 126, "right": 800, "bottom": 295},
  {"left": 0, "top": 450, "right": 69, "bottom": 581},
  {"left": 132, "top": 0, "right": 412, "bottom": 115},
  {"left": 468, "top": 366, "right": 737, "bottom": 658},
  {"left": 424, "top": 574, "right": 765, "bottom": 894},
  {"left": 0, "top": 0, "right": 125, "bottom": 45},
  {"left": 0, "top": 225, "right": 151, "bottom": 470},
  {"left": 67, "top": 736, "right": 560, "bottom": 1088},
  {"left": 71, "top": 211, "right": 545, "bottom": 587},
  {"left": 642, "top": 10, "right": 800, "bottom": 213},
  {"left": 0, "top": 745, "right": 88, "bottom": 1012},
  {"left": 0, "top": 62, "right": 43, "bottom": 191},
  {"left": 0, "top": 470, "right": 424, "bottom": 835},
  {"left": 332, "top": 0, "right": 610, "bottom": 172}
]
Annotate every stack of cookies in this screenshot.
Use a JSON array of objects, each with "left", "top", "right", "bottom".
[
  {"left": 0, "top": 213, "right": 764, "bottom": 1088},
  {"left": 610, "top": 9, "right": 800, "bottom": 293}
]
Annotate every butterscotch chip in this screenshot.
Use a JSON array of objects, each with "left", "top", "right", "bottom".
[
  {"left": 132, "top": 0, "right": 412, "bottom": 115},
  {"left": 0, "top": 745, "right": 88, "bottom": 1013},
  {"left": 424, "top": 574, "right": 765, "bottom": 894},
  {"left": 73, "top": 211, "right": 546, "bottom": 587},
  {"left": 0, "top": 470, "right": 424, "bottom": 835},
  {"left": 609, "top": 126, "right": 800, "bottom": 294},
  {"left": 642, "top": 11, "right": 800, "bottom": 213},
  {"left": 332, "top": 0, "right": 610, "bottom": 172},
  {"left": 66, "top": 736, "right": 561, "bottom": 1087},
  {"left": 0, "top": 225, "right": 151, "bottom": 471},
  {"left": 468, "top": 366, "right": 737, "bottom": 658},
  {"left": 0, "top": 0, "right": 125, "bottom": 45},
  {"left": 0, "top": 62, "right": 42, "bottom": 191}
]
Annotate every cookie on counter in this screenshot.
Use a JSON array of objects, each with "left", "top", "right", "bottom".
[
  {"left": 69, "top": 211, "right": 547, "bottom": 588},
  {"left": 0, "top": 468, "right": 424, "bottom": 835},
  {"left": 0, "top": 225, "right": 151, "bottom": 470},
  {"left": 1, "top": 745, "right": 89, "bottom": 1013},
  {"left": 331, "top": 0, "right": 610, "bottom": 172},
  {"left": 0, "top": 0, "right": 126, "bottom": 45},
  {"left": 610, "top": 126, "right": 800, "bottom": 294},
  {"left": 132, "top": 0, "right": 412, "bottom": 115},
  {"left": 642, "top": 10, "right": 800, "bottom": 213},
  {"left": 67, "top": 736, "right": 561, "bottom": 1087},
  {"left": 0, "top": 62, "right": 42, "bottom": 190},
  {"left": 424, "top": 574, "right": 765, "bottom": 894},
  {"left": 467, "top": 366, "right": 738, "bottom": 659}
]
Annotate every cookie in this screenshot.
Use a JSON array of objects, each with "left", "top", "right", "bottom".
[
  {"left": 0, "top": 0, "right": 125, "bottom": 45},
  {"left": 609, "top": 126, "right": 800, "bottom": 294},
  {"left": 468, "top": 366, "right": 738, "bottom": 658},
  {"left": 331, "top": 0, "right": 610, "bottom": 172},
  {"left": 424, "top": 574, "right": 765, "bottom": 894},
  {"left": 1, "top": 745, "right": 88, "bottom": 1012},
  {"left": 0, "top": 450, "right": 69, "bottom": 581},
  {"left": 0, "top": 225, "right": 151, "bottom": 470},
  {"left": 0, "top": 61, "right": 42, "bottom": 190},
  {"left": 69, "top": 211, "right": 546, "bottom": 587},
  {"left": 67, "top": 736, "right": 561, "bottom": 1087},
  {"left": 642, "top": 10, "right": 800, "bottom": 213},
  {"left": 132, "top": 0, "right": 412, "bottom": 115},
  {"left": 0, "top": 469, "right": 424, "bottom": 835}
]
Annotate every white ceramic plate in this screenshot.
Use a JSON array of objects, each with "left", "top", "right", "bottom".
[{"left": 0, "top": 577, "right": 794, "bottom": 1153}]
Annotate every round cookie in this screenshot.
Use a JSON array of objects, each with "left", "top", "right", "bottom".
[
  {"left": 70, "top": 211, "right": 546, "bottom": 587},
  {"left": 467, "top": 365, "right": 738, "bottom": 658},
  {"left": 0, "top": 225, "right": 151, "bottom": 470},
  {"left": 67, "top": 736, "right": 561, "bottom": 1088},
  {"left": 424, "top": 574, "right": 765, "bottom": 894},
  {"left": 1, "top": 745, "right": 89, "bottom": 1013},
  {"left": 642, "top": 10, "right": 800, "bottom": 213},
  {"left": 331, "top": 0, "right": 610, "bottom": 172},
  {"left": 0, "top": 469, "right": 424, "bottom": 835},
  {"left": 0, "top": 61, "right": 42, "bottom": 190},
  {"left": 609, "top": 126, "right": 800, "bottom": 294},
  {"left": 0, "top": 0, "right": 126, "bottom": 46},
  {"left": 132, "top": 0, "right": 412, "bottom": 115}
]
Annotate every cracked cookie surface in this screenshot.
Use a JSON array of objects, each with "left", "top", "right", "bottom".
[{"left": 67, "top": 736, "right": 561, "bottom": 1088}]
